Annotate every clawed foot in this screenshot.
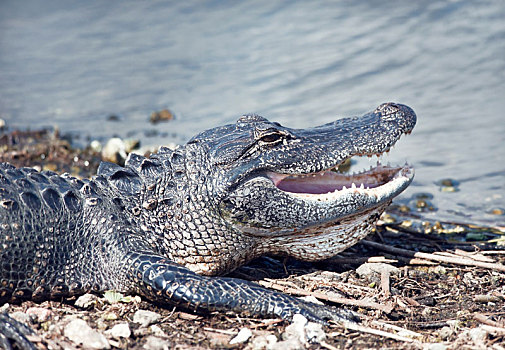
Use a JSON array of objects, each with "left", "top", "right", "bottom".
[{"left": 280, "top": 299, "right": 360, "bottom": 325}]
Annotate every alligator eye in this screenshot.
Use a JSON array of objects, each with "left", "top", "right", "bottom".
[{"left": 260, "top": 133, "right": 282, "bottom": 143}]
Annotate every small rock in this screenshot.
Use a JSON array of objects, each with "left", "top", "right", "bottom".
[
  {"left": 150, "top": 109, "right": 174, "bottom": 124},
  {"left": 469, "top": 326, "right": 488, "bottom": 345},
  {"left": 426, "top": 344, "right": 447, "bottom": 350},
  {"left": 489, "top": 208, "right": 504, "bottom": 215},
  {"left": 283, "top": 314, "right": 307, "bottom": 340},
  {"left": 9, "top": 311, "right": 30, "bottom": 325},
  {"left": 249, "top": 334, "right": 278, "bottom": 350},
  {"left": 436, "top": 178, "right": 459, "bottom": 192},
  {"left": 279, "top": 314, "right": 307, "bottom": 349},
  {"left": 102, "top": 137, "right": 128, "bottom": 164},
  {"left": 438, "top": 326, "right": 453, "bottom": 340},
  {"left": 130, "top": 145, "right": 160, "bottom": 157},
  {"left": 102, "top": 312, "right": 118, "bottom": 321},
  {"left": 230, "top": 327, "right": 252, "bottom": 345},
  {"left": 26, "top": 307, "right": 53, "bottom": 322},
  {"left": 143, "top": 335, "right": 169, "bottom": 350},
  {"left": 271, "top": 337, "right": 304, "bottom": 350},
  {"left": 42, "top": 163, "right": 58, "bottom": 172},
  {"left": 89, "top": 140, "right": 103, "bottom": 153},
  {"left": 299, "top": 295, "right": 324, "bottom": 305},
  {"left": 150, "top": 324, "right": 167, "bottom": 337},
  {"left": 356, "top": 263, "right": 400, "bottom": 281},
  {"left": 75, "top": 293, "right": 100, "bottom": 309},
  {"left": 106, "top": 323, "right": 131, "bottom": 339},
  {"left": 107, "top": 114, "right": 121, "bottom": 122},
  {"left": 439, "top": 178, "right": 459, "bottom": 187},
  {"left": 208, "top": 331, "right": 231, "bottom": 347},
  {"left": 133, "top": 310, "right": 161, "bottom": 327},
  {"left": 433, "top": 266, "right": 447, "bottom": 275},
  {"left": 305, "top": 322, "right": 326, "bottom": 344},
  {"left": 123, "top": 138, "right": 140, "bottom": 153},
  {"left": 0, "top": 304, "right": 10, "bottom": 313},
  {"left": 64, "top": 319, "right": 110, "bottom": 349}
]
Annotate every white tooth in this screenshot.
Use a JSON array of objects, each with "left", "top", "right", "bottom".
[
  {"left": 342, "top": 185, "right": 347, "bottom": 190},
  {"left": 351, "top": 182, "right": 356, "bottom": 189},
  {"left": 360, "top": 183, "right": 364, "bottom": 189}
]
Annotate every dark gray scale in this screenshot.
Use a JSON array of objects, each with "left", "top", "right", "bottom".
[
  {"left": 62, "top": 191, "right": 82, "bottom": 212},
  {"left": 41, "top": 188, "right": 63, "bottom": 211},
  {"left": 98, "top": 161, "right": 142, "bottom": 196}
]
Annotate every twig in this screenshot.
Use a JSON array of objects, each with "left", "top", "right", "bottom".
[
  {"left": 474, "top": 313, "right": 505, "bottom": 328},
  {"left": 202, "top": 327, "right": 236, "bottom": 335},
  {"left": 331, "top": 321, "right": 420, "bottom": 343},
  {"left": 477, "top": 250, "right": 505, "bottom": 255},
  {"left": 481, "top": 325, "right": 505, "bottom": 336},
  {"left": 370, "top": 320, "right": 423, "bottom": 338},
  {"left": 435, "top": 250, "right": 495, "bottom": 263},
  {"left": 320, "top": 341, "right": 340, "bottom": 350},
  {"left": 380, "top": 270, "right": 391, "bottom": 297},
  {"left": 361, "top": 240, "right": 505, "bottom": 272},
  {"left": 394, "top": 256, "right": 438, "bottom": 265},
  {"left": 328, "top": 256, "right": 397, "bottom": 264},
  {"left": 257, "top": 280, "right": 394, "bottom": 314}
]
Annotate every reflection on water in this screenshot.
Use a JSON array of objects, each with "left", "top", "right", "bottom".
[{"left": 0, "top": 0, "right": 504, "bottom": 226}]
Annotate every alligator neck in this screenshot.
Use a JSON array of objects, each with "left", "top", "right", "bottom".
[{"left": 97, "top": 146, "right": 259, "bottom": 275}]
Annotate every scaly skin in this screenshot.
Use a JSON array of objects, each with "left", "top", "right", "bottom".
[{"left": 0, "top": 102, "right": 416, "bottom": 348}]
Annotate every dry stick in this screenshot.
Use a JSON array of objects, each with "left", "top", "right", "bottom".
[
  {"left": 474, "top": 313, "right": 505, "bottom": 328},
  {"left": 435, "top": 250, "right": 496, "bottom": 263},
  {"left": 453, "top": 249, "right": 496, "bottom": 262},
  {"left": 257, "top": 280, "right": 394, "bottom": 314},
  {"left": 478, "top": 250, "right": 505, "bottom": 255},
  {"left": 328, "top": 256, "right": 397, "bottom": 264},
  {"left": 361, "top": 240, "right": 505, "bottom": 272},
  {"left": 202, "top": 327, "right": 236, "bottom": 335},
  {"left": 380, "top": 270, "right": 391, "bottom": 297},
  {"left": 481, "top": 325, "right": 505, "bottom": 336},
  {"left": 320, "top": 341, "right": 340, "bottom": 350},
  {"left": 370, "top": 320, "right": 423, "bottom": 338},
  {"left": 331, "top": 321, "right": 420, "bottom": 343}
]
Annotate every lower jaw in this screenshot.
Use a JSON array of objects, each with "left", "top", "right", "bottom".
[{"left": 257, "top": 205, "right": 387, "bottom": 261}]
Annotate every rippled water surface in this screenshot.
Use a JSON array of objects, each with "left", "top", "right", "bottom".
[{"left": 0, "top": 0, "right": 504, "bottom": 227}]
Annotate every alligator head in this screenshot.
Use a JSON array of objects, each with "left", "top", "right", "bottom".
[{"left": 181, "top": 102, "right": 416, "bottom": 272}]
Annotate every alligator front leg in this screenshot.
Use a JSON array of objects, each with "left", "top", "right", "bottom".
[{"left": 127, "top": 253, "right": 357, "bottom": 324}]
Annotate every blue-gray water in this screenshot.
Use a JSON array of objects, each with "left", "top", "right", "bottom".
[{"left": 0, "top": 1, "right": 504, "bottom": 227}]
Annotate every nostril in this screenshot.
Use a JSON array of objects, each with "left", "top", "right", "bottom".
[{"left": 374, "top": 102, "right": 400, "bottom": 119}]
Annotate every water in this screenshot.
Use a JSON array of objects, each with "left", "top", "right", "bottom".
[{"left": 0, "top": 0, "right": 504, "bottom": 227}]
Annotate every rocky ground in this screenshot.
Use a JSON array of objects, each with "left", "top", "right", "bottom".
[{"left": 1, "top": 128, "right": 504, "bottom": 350}]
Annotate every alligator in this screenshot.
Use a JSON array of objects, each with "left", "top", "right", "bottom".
[{"left": 0, "top": 102, "right": 416, "bottom": 349}]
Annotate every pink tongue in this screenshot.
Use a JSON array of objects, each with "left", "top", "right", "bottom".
[
  {"left": 276, "top": 179, "right": 344, "bottom": 194},
  {"left": 273, "top": 172, "right": 352, "bottom": 194}
]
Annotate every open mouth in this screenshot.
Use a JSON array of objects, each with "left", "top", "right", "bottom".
[{"left": 265, "top": 159, "right": 413, "bottom": 200}]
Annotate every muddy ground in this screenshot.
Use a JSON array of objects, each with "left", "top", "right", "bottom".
[{"left": 1, "top": 128, "right": 504, "bottom": 349}]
